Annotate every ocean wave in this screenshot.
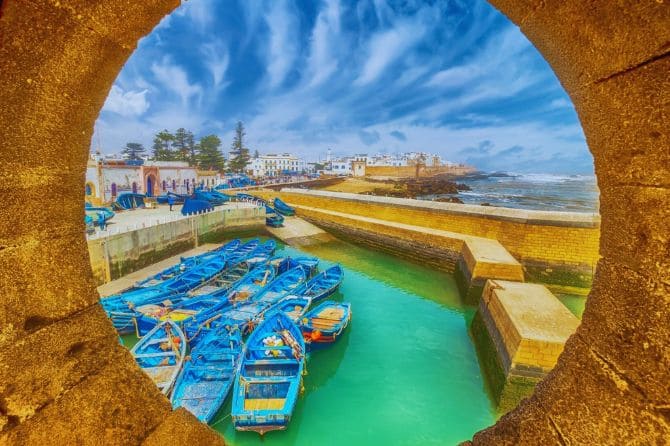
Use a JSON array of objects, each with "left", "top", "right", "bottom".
[{"left": 505, "top": 173, "right": 596, "bottom": 183}]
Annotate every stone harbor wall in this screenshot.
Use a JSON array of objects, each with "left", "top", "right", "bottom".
[
  {"left": 255, "top": 188, "right": 600, "bottom": 289},
  {"left": 87, "top": 206, "right": 265, "bottom": 284},
  {"left": 470, "top": 281, "right": 580, "bottom": 414}
]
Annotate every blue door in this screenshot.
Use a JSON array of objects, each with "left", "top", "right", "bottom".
[{"left": 146, "top": 177, "right": 153, "bottom": 197}]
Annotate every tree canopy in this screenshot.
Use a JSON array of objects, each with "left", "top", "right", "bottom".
[
  {"left": 228, "top": 121, "right": 251, "bottom": 173},
  {"left": 151, "top": 130, "right": 175, "bottom": 161},
  {"left": 122, "top": 142, "right": 146, "bottom": 160},
  {"left": 196, "top": 135, "right": 226, "bottom": 172}
]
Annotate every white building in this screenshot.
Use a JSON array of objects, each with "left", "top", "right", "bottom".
[
  {"left": 330, "top": 160, "right": 352, "bottom": 175},
  {"left": 247, "top": 153, "right": 306, "bottom": 177},
  {"left": 85, "top": 156, "right": 197, "bottom": 204}
]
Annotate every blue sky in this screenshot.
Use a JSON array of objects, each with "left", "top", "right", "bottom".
[{"left": 94, "top": 0, "right": 593, "bottom": 174}]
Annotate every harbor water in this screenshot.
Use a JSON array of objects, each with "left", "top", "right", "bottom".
[{"left": 121, "top": 237, "right": 585, "bottom": 445}]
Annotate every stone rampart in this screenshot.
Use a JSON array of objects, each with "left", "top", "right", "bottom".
[{"left": 259, "top": 189, "right": 600, "bottom": 288}]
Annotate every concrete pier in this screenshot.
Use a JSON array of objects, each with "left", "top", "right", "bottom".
[
  {"left": 471, "top": 280, "right": 579, "bottom": 414},
  {"left": 88, "top": 204, "right": 265, "bottom": 285},
  {"left": 265, "top": 216, "right": 335, "bottom": 246}
]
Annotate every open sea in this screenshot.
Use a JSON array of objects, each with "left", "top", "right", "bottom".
[{"left": 424, "top": 173, "right": 600, "bottom": 213}]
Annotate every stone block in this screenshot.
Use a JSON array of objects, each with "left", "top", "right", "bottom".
[
  {"left": 577, "top": 259, "right": 670, "bottom": 403},
  {"left": 142, "top": 409, "right": 224, "bottom": 446},
  {"left": 0, "top": 233, "right": 99, "bottom": 343},
  {"left": 489, "top": 0, "right": 670, "bottom": 91}
]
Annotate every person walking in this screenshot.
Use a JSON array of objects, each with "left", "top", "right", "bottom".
[{"left": 168, "top": 194, "right": 175, "bottom": 211}]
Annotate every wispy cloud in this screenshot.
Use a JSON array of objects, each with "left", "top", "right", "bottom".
[
  {"left": 355, "top": 19, "right": 428, "bottom": 86},
  {"left": 150, "top": 57, "right": 203, "bottom": 107},
  {"left": 102, "top": 85, "right": 150, "bottom": 117},
  {"left": 201, "top": 40, "right": 230, "bottom": 90},
  {"left": 93, "top": 0, "right": 591, "bottom": 173}
]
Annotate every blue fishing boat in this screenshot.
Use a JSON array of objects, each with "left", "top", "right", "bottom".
[
  {"left": 194, "top": 189, "right": 230, "bottom": 206},
  {"left": 186, "top": 267, "right": 308, "bottom": 342},
  {"left": 231, "top": 311, "right": 306, "bottom": 434},
  {"left": 297, "top": 264, "right": 344, "bottom": 302},
  {"left": 183, "top": 264, "right": 279, "bottom": 343},
  {"left": 270, "top": 256, "right": 319, "bottom": 276},
  {"left": 300, "top": 301, "right": 352, "bottom": 350},
  {"left": 138, "top": 264, "right": 276, "bottom": 337},
  {"left": 273, "top": 198, "right": 295, "bottom": 216},
  {"left": 267, "top": 295, "right": 312, "bottom": 322},
  {"left": 156, "top": 191, "right": 187, "bottom": 204},
  {"left": 243, "top": 240, "right": 277, "bottom": 267},
  {"left": 103, "top": 256, "right": 228, "bottom": 333},
  {"left": 181, "top": 197, "right": 213, "bottom": 215},
  {"left": 265, "top": 205, "right": 284, "bottom": 228},
  {"left": 171, "top": 326, "right": 243, "bottom": 423},
  {"left": 236, "top": 193, "right": 267, "bottom": 205},
  {"left": 130, "top": 320, "right": 186, "bottom": 395},
  {"left": 299, "top": 300, "right": 351, "bottom": 351},
  {"left": 85, "top": 203, "right": 115, "bottom": 225},
  {"left": 134, "top": 239, "right": 240, "bottom": 289},
  {"left": 114, "top": 192, "right": 146, "bottom": 210}
]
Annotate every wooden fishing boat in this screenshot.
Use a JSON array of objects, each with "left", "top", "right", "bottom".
[
  {"left": 271, "top": 256, "right": 319, "bottom": 276},
  {"left": 190, "top": 266, "right": 308, "bottom": 340},
  {"left": 130, "top": 320, "right": 186, "bottom": 395},
  {"left": 297, "top": 264, "right": 344, "bottom": 302},
  {"left": 103, "top": 256, "right": 228, "bottom": 333},
  {"left": 231, "top": 311, "right": 306, "bottom": 435},
  {"left": 300, "top": 301, "right": 352, "bottom": 350},
  {"left": 236, "top": 193, "right": 267, "bottom": 205},
  {"left": 134, "top": 239, "right": 239, "bottom": 289},
  {"left": 183, "top": 265, "right": 278, "bottom": 344},
  {"left": 273, "top": 197, "right": 295, "bottom": 216},
  {"left": 171, "top": 326, "right": 242, "bottom": 423},
  {"left": 265, "top": 206, "right": 284, "bottom": 228},
  {"left": 267, "top": 295, "right": 312, "bottom": 322},
  {"left": 138, "top": 265, "right": 276, "bottom": 337}
]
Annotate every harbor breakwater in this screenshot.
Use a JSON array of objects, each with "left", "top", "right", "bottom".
[
  {"left": 87, "top": 205, "right": 265, "bottom": 284},
  {"left": 253, "top": 188, "right": 601, "bottom": 291}
]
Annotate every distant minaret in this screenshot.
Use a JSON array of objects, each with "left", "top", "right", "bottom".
[{"left": 326, "top": 148, "right": 332, "bottom": 163}]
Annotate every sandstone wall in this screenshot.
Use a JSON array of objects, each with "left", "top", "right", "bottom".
[
  {"left": 88, "top": 206, "right": 265, "bottom": 284},
  {"left": 365, "top": 164, "right": 475, "bottom": 178},
  {"left": 256, "top": 189, "right": 600, "bottom": 287}
]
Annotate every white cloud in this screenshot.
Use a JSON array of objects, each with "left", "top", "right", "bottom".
[
  {"left": 102, "top": 85, "right": 150, "bottom": 117},
  {"left": 174, "top": 0, "right": 215, "bottom": 30},
  {"left": 264, "top": 0, "right": 300, "bottom": 88},
  {"left": 150, "top": 57, "right": 203, "bottom": 107},
  {"left": 305, "top": 0, "right": 342, "bottom": 88},
  {"left": 355, "top": 20, "right": 427, "bottom": 86},
  {"left": 201, "top": 40, "right": 230, "bottom": 90},
  {"left": 549, "top": 98, "right": 571, "bottom": 109}
]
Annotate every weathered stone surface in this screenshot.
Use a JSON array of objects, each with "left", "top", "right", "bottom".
[
  {"left": 142, "top": 409, "right": 224, "bottom": 446},
  {"left": 578, "top": 259, "right": 670, "bottom": 403},
  {"left": 0, "top": 305, "right": 124, "bottom": 426},
  {"left": 488, "top": 0, "right": 670, "bottom": 91},
  {"left": 0, "top": 232, "right": 99, "bottom": 344},
  {"left": 574, "top": 56, "right": 670, "bottom": 188},
  {"left": 1, "top": 0, "right": 668, "bottom": 444}
]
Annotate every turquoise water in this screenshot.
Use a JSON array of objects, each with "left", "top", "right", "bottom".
[
  {"left": 123, "top": 238, "right": 498, "bottom": 444},
  {"left": 217, "top": 239, "right": 494, "bottom": 445}
]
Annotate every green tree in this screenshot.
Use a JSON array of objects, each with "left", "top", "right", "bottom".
[
  {"left": 228, "top": 121, "right": 251, "bottom": 173},
  {"left": 253, "top": 149, "right": 260, "bottom": 159},
  {"left": 121, "top": 142, "right": 146, "bottom": 160},
  {"left": 196, "top": 135, "right": 226, "bottom": 171},
  {"left": 186, "top": 131, "right": 197, "bottom": 165},
  {"left": 151, "top": 130, "right": 175, "bottom": 161},
  {"left": 173, "top": 128, "right": 195, "bottom": 163}
]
